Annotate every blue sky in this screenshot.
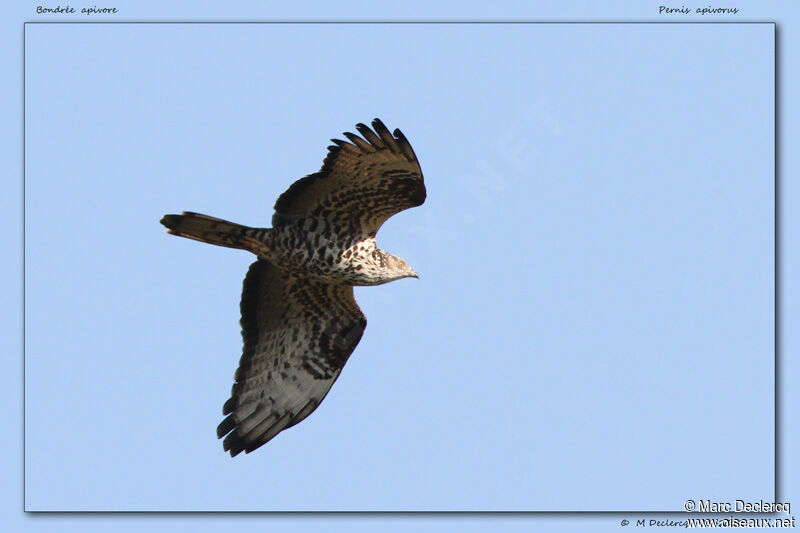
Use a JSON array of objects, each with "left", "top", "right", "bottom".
[{"left": 5, "top": 1, "right": 798, "bottom": 531}]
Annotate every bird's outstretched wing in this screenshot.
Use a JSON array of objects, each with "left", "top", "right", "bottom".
[
  {"left": 217, "top": 259, "right": 366, "bottom": 456},
  {"left": 272, "top": 118, "right": 426, "bottom": 235}
]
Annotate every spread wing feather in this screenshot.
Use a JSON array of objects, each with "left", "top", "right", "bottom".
[
  {"left": 217, "top": 259, "right": 366, "bottom": 456},
  {"left": 271, "top": 118, "right": 426, "bottom": 235}
]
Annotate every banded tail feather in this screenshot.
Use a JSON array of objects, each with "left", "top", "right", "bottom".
[{"left": 160, "top": 212, "right": 262, "bottom": 250}]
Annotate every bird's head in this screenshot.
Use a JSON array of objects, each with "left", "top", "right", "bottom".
[{"left": 384, "top": 253, "right": 419, "bottom": 281}]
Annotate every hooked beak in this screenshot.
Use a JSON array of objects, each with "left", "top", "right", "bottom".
[{"left": 409, "top": 269, "right": 419, "bottom": 279}]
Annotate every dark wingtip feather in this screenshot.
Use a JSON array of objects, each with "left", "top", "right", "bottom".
[
  {"left": 245, "top": 440, "right": 268, "bottom": 454},
  {"left": 356, "top": 121, "right": 386, "bottom": 149},
  {"left": 217, "top": 414, "right": 236, "bottom": 438},
  {"left": 228, "top": 446, "right": 245, "bottom": 458},
  {"left": 370, "top": 118, "right": 390, "bottom": 138},
  {"left": 222, "top": 397, "right": 236, "bottom": 415},
  {"left": 343, "top": 131, "right": 374, "bottom": 152},
  {"left": 331, "top": 138, "right": 359, "bottom": 153},
  {"left": 221, "top": 429, "right": 270, "bottom": 457},
  {"left": 223, "top": 432, "right": 247, "bottom": 457},
  {"left": 392, "top": 128, "right": 418, "bottom": 162}
]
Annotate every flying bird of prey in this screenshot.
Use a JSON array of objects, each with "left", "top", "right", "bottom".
[{"left": 161, "top": 119, "right": 425, "bottom": 456}]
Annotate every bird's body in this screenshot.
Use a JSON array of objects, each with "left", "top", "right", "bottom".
[
  {"left": 166, "top": 215, "right": 412, "bottom": 286},
  {"left": 161, "top": 119, "right": 425, "bottom": 456}
]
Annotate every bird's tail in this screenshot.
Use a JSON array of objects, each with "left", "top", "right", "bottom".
[{"left": 160, "top": 211, "right": 259, "bottom": 250}]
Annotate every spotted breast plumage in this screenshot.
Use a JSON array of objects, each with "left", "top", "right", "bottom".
[{"left": 160, "top": 119, "right": 425, "bottom": 456}]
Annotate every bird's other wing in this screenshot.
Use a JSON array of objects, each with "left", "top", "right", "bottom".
[
  {"left": 271, "top": 118, "right": 426, "bottom": 235},
  {"left": 217, "top": 259, "right": 367, "bottom": 456}
]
